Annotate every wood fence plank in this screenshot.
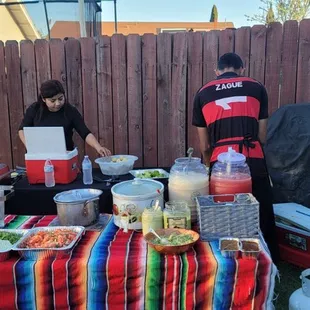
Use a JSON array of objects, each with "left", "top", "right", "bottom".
[
  {"left": 20, "top": 40, "right": 37, "bottom": 110},
  {"left": 127, "top": 34, "right": 143, "bottom": 166},
  {"left": 280, "top": 20, "right": 299, "bottom": 106},
  {"left": 50, "top": 39, "right": 67, "bottom": 91},
  {"left": 171, "top": 32, "right": 187, "bottom": 161},
  {"left": 34, "top": 39, "right": 51, "bottom": 91},
  {"left": 265, "top": 22, "right": 283, "bottom": 115},
  {"left": 142, "top": 34, "right": 157, "bottom": 167},
  {"left": 219, "top": 29, "right": 235, "bottom": 56},
  {"left": 157, "top": 33, "right": 172, "bottom": 167},
  {"left": 203, "top": 30, "right": 219, "bottom": 84},
  {"left": 250, "top": 25, "right": 267, "bottom": 83},
  {"left": 80, "top": 37, "right": 98, "bottom": 162},
  {"left": 235, "top": 27, "right": 251, "bottom": 76},
  {"left": 65, "top": 39, "right": 84, "bottom": 162},
  {"left": 296, "top": 19, "right": 310, "bottom": 103},
  {"left": 96, "top": 36, "right": 114, "bottom": 156},
  {"left": 187, "top": 32, "right": 203, "bottom": 158},
  {"left": 111, "top": 34, "right": 128, "bottom": 155},
  {"left": 5, "top": 41, "right": 25, "bottom": 167},
  {"left": 0, "top": 42, "right": 12, "bottom": 167}
]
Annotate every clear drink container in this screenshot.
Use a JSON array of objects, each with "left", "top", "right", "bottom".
[
  {"left": 168, "top": 157, "right": 209, "bottom": 223},
  {"left": 210, "top": 147, "right": 252, "bottom": 196}
]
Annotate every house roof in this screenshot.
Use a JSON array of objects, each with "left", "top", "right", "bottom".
[
  {"left": 3, "top": 0, "right": 41, "bottom": 40},
  {"left": 50, "top": 20, "right": 235, "bottom": 38}
]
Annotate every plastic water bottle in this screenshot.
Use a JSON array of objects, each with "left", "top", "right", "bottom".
[
  {"left": 82, "top": 155, "right": 93, "bottom": 185},
  {"left": 44, "top": 159, "right": 55, "bottom": 187}
]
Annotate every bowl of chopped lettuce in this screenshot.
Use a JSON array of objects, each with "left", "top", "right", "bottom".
[
  {"left": 0, "top": 229, "right": 28, "bottom": 261},
  {"left": 144, "top": 228, "right": 199, "bottom": 255}
]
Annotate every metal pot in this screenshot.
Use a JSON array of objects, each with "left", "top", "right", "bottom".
[{"left": 53, "top": 189, "right": 102, "bottom": 226}]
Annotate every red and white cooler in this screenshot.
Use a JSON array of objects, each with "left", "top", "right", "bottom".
[
  {"left": 274, "top": 202, "right": 310, "bottom": 268},
  {"left": 24, "top": 127, "right": 79, "bottom": 184}
]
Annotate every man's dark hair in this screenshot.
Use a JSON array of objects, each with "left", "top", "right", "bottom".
[{"left": 217, "top": 53, "right": 244, "bottom": 70}]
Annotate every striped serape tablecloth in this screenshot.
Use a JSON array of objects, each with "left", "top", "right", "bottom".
[{"left": 0, "top": 215, "right": 277, "bottom": 310}]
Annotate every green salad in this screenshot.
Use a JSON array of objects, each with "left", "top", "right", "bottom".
[
  {"left": 136, "top": 170, "right": 166, "bottom": 178},
  {"left": 0, "top": 231, "right": 23, "bottom": 244},
  {"left": 152, "top": 233, "right": 194, "bottom": 246}
]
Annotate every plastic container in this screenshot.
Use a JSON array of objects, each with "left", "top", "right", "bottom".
[
  {"left": 44, "top": 159, "right": 55, "bottom": 188},
  {"left": 163, "top": 201, "right": 191, "bottom": 229},
  {"left": 210, "top": 147, "right": 252, "bottom": 196},
  {"left": 95, "top": 155, "right": 138, "bottom": 176},
  {"left": 168, "top": 157, "right": 209, "bottom": 223},
  {"left": 142, "top": 207, "right": 163, "bottom": 236},
  {"left": 240, "top": 238, "right": 261, "bottom": 259},
  {"left": 82, "top": 155, "right": 93, "bottom": 185},
  {"left": 219, "top": 237, "right": 240, "bottom": 258}
]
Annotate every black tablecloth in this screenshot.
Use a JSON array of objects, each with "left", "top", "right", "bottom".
[{"left": 5, "top": 169, "right": 169, "bottom": 215}]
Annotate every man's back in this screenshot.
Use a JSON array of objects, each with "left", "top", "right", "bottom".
[{"left": 192, "top": 72, "right": 268, "bottom": 163}]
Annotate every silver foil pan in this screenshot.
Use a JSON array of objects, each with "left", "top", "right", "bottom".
[
  {"left": 219, "top": 237, "right": 240, "bottom": 259},
  {"left": 240, "top": 238, "right": 261, "bottom": 259},
  {"left": 12, "top": 226, "right": 85, "bottom": 260},
  {"left": 0, "top": 229, "right": 29, "bottom": 261}
]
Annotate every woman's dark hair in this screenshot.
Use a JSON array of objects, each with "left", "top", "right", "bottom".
[
  {"left": 217, "top": 53, "right": 244, "bottom": 70},
  {"left": 40, "top": 79, "right": 65, "bottom": 99},
  {"left": 38, "top": 80, "right": 66, "bottom": 120}
]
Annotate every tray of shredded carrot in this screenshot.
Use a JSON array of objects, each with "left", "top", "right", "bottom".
[{"left": 12, "top": 226, "right": 85, "bottom": 260}]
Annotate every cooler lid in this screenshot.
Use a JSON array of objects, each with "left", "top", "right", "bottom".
[
  {"left": 217, "top": 147, "right": 246, "bottom": 164},
  {"left": 273, "top": 203, "right": 310, "bottom": 232},
  {"left": 24, "top": 127, "right": 67, "bottom": 155}
]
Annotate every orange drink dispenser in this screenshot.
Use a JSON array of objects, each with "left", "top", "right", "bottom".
[{"left": 210, "top": 147, "right": 252, "bottom": 196}]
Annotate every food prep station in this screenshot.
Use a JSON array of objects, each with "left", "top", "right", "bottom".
[{"left": 0, "top": 153, "right": 277, "bottom": 309}]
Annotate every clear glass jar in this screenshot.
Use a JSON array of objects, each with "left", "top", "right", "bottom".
[
  {"left": 210, "top": 147, "right": 252, "bottom": 196},
  {"left": 142, "top": 208, "right": 163, "bottom": 235},
  {"left": 163, "top": 201, "right": 191, "bottom": 229},
  {"left": 168, "top": 157, "right": 209, "bottom": 222}
]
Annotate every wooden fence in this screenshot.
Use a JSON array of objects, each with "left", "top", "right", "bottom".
[{"left": 1, "top": 20, "right": 310, "bottom": 169}]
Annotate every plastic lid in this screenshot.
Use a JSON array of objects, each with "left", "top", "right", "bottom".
[
  {"left": 112, "top": 178, "right": 163, "bottom": 197},
  {"left": 217, "top": 147, "right": 246, "bottom": 164}
]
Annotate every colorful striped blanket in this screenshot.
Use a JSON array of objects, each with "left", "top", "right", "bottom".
[{"left": 0, "top": 215, "right": 277, "bottom": 310}]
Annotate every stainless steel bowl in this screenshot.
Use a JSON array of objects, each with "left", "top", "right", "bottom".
[{"left": 54, "top": 189, "right": 103, "bottom": 227}]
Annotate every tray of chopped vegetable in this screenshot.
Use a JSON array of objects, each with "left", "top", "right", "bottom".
[
  {"left": 12, "top": 226, "right": 85, "bottom": 260},
  {"left": 129, "top": 169, "right": 169, "bottom": 179},
  {"left": 0, "top": 229, "right": 29, "bottom": 261},
  {"left": 144, "top": 228, "right": 199, "bottom": 255}
]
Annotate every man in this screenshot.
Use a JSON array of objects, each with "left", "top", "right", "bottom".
[{"left": 192, "top": 53, "right": 279, "bottom": 262}]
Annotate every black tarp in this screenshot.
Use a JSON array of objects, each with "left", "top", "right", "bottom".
[{"left": 264, "top": 103, "right": 310, "bottom": 207}]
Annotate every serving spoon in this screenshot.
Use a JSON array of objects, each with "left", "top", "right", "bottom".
[{"left": 149, "top": 228, "right": 169, "bottom": 244}]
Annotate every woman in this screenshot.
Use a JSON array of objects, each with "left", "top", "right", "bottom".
[{"left": 19, "top": 79, "right": 111, "bottom": 157}]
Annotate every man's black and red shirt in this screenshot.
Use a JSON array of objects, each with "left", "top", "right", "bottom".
[{"left": 192, "top": 72, "right": 268, "bottom": 164}]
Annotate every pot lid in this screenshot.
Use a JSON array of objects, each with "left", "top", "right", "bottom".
[
  {"left": 54, "top": 189, "right": 103, "bottom": 203},
  {"left": 112, "top": 178, "right": 163, "bottom": 197},
  {"left": 217, "top": 147, "right": 246, "bottom": 164}
]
